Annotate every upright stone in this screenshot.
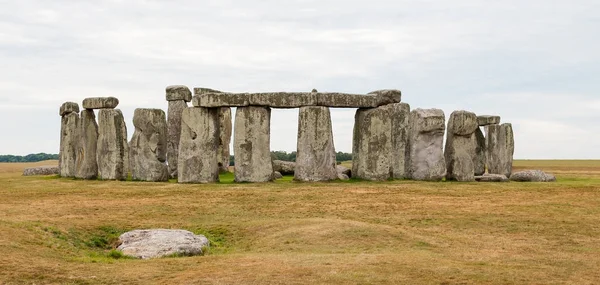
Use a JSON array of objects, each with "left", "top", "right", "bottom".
[
  {"left": 390, "top": 103, "right": 411, "bottom": 179},
  {"left": 129, "top": 109, "right": 169, "bottom": 182},
  {"left": 195, "top": 88, "right": 232, "bottom": 173},
  {"left": 59, "top": 102, "right": 80, "bottom": 177},
  {"left": 474, "top": 127, "right": 486, "bottom": 176},
  {"left": 295, "top": 106, "right": 337, "bottom": 182},
  {"left": 234, "top": 106, "right": 273, "bottom": 182},
  {"left": 166, "top": 85, "right": 192, "bottom": 179},
  {"left": 486, "top": 123, "right": 514, "bottom": 177},
  {"left": 406, "top": 108, "right": 446, "bottom": 181},
  {"left": 445, "top": 111, "right": 478, "bottom": 182},
  {"left": 97, "top": 109, "right": 129, "bottom": 180},
  {"left": 75, "top": 110, "right": 99, "bottom": 180},
  {"left": 178, "top": 107, "right": 220, "bottom": 183},
  {"left": 352, "top": 106, "right": 392, "bottom": 181}
]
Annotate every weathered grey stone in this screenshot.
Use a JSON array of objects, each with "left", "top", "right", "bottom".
[
  {"left": 368, "top": 89, "right": 402, "bottom": 106},
  {"left": 338, "top": 173, "right": 350, "bottom": 180},
  {"left": 272, "top": 171, "right": 283, "bottom": 180},
  {"left": 478, "top": 115, "right": 501, "bottom": 126},
  {"left": 178, "top": 107, "right": 220, "bottom": 183},
  {"left": 194, "top": 87, "right": 222, "bottom": 95},
  {"left": 486, "top": 123, "right": 514, "bottom": 177},
  {"left": 97, "top": 109, "right": 128, "bottom": 180},
  {"left": 406, "top": 108, "right": 446, "bottom": 181},
  {"left": 166, "top": 85, "right": 192, "bottom": 102},
  {"left": 389, "top": 103, "right": 411, "bottom": 179},
  {"left": 129, "top": 109, "right": 169, "bottom": 182},
  {"left": 250, "top": 92, "right": 317, "bottom": 108},
  {"left": 336, "top": 165, "right": 351, "bottom": 178},
  {"left": 117, "top": 229, "right": 209, "bottom": 259},
  {"left": 474, "top": 127, "right": 486, "bottom": 176},
  {"left": 82, "top": 97, "right": 119, "bottom": 109},
  {"left": 317, "top": 93, "right": 378, "bottom": 108},
  {"left": 352, "top": 106, "right": 392, "bottom": 181},
  {"left": 75, "top": 110, "right": 99, "bottom": 180},
  {"left": 23, "top": 166, "right": 59, "bottom": 176},
  {"left": 167, "top": 100, "right": 188, "bottom": 178},
  {"left": 59, "top": 102, "right": 79, "bottom": 116},
  {"left": 217, "top": 107, "right": 232, "bottom": 173},
  {"left": 510, "top": 170, "right": 556, "bottom": 182},
  {"left": 475, "top": 174, "right": 509, "bottom": 182},
  {"left": 59, "top": 112, "right": 79, "bottom": 177},
  {"left": 445, "top": 111, "right": 478, "bottom": 182},
  {"left": 272, "top": 160, "right": 295, "bottom": 175},
  {"left": 193, "top": 93, "right": 249, "bottom": 107},
  {"left": 295, "top": 106, "right": 338, "bottom": 182},
  {"left": 234, "top": 106, "right": 273, "bottom": 182}
]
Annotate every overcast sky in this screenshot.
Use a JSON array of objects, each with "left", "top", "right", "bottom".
[{"left": 1, "top": 0, "right": 598, "bottom": 158}]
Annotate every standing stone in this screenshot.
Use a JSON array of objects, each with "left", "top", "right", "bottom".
[
  {"left": 352, "top": 106, "right": 392, "bottom": 181},
  {"left": 474, "top": 127, "right": 486, "bottom": 176},
  {"left": 390, "top": 103, "right": 411, "bottom": 179},
  {"left": 406, "top": 109, "right": 446, "bottom": 181},
  {"left": 129, "top": 109, "right": 169, "bottom": 182},
  {"left": 486, "top": 123, "right": 514, "bottom": 177},
  {"left": 295, "top": 106, "right": 337, "bottom": 182},
  {"left": 234, "top": 106, "right": 273, "bottom": 182},
  {"left": 59, "top": 103, "right": 80, "bottom": 178},
  {"left": 178, "top": 107, "right": 220, "bottom": 183},
  {"left": 97, "top": 109, "right": 129, "bottom": 180},
  {"left": 445, "top": 111, "right": 479, "bottom": 182},
  {"left": 217, "top": 107, "right": 232, "bottom": 173},
  {"left": 75, "top": 110, "right": 99, "bottom": 180},
  {"left": 166, "top": 86, "right": 192, "bottom": 179}
]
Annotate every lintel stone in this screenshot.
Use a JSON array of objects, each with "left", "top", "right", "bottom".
[
  {"left": 478, "top": 115, "right": 501, "bottom": 126},
  {"left": 82, "top": 97, "right": 119, "bottom": 109},
  {"left": 166, "top": 85, "right": 192, "bottom": 102},
  {"left": 59, "top": 102, "right": 80, "bottom": 116}
]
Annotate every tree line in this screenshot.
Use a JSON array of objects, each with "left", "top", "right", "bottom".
[
  {"left": 0, "top": 153, "right": 59, "bottom": 163},
  {"left": 229, "top": 151, "right": 352, "bottom": 165}
]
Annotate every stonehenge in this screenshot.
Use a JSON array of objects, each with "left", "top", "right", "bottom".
[
  {"left": 57, "top": 86, "right": 517, "bottom": 184},
  {"left": 129, "top": 109, "right": 169, "bottom": 182}
]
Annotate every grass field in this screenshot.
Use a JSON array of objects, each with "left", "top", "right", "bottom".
[{"left": 1, "top": 160, "right": 599, "bottom": 284}]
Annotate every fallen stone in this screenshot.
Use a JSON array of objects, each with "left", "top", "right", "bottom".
[
  {"left": 336, "top": 165, "right": 351, "bottom": 178},
  {"left": 475, "top": 174, "right": 509, "bottom": 182},
  {"left": 82, "top": 97, "right": 119, "bottom": 109},
  {"left": 167, "top": 100, "right": 188, "bottom": 178},
  {"left": 337, "top": 173, "right": 350, "bottom": 180},
  {"left": 272, "top": 160, "right": 295, "bottom": 175},
  {"left": 117, "top": 229, "right": 209, "bottom": 259},
  {"left": 23, "top": 166, "right": 59, "bottom": 176},
  {"left": 389, "top": 103, "right": 411, "bottom": 179},
  {"left": 486, "top": 123, "right": 514, "bottom": 178},
  {"left": 166, "top": 85, "right": 192, "bottom": 102},
  {"left": 478, "top": 115, "right": 501, "bottom": 126},
  {"left": 250, "top": 92, "right": 317, "bottom": 108},
  {"left": 510, "top": 170, "right": 556, "bottom": 182},
  {"left": 178, "top": 107, "right": 220, "bottom": 183},
  {"left": 474, "top": 127, "right": 486, "bottom": 176},
  {"left": 97, "top": 109, "right": 129, "bottom": 180},
  {"left": 272, "top": 171, "right": 283, "bottom": 180},
  {"left": 317, "top": 93, "right": 378, "bottom": 108},
  {"left": 59, "top": 102, "right": 80, "bottom": 116},
  {"left": 406, "top": 108, "right": 446, "bottom": 181},
  {"left": 352, "top": 106, "right": 392, "bottom": 181},
  {"left": 59, "top": 112, "right": 79, "bottom": 178},
  {"left": 193, "top": 93, "right": 249, "bottom": 108},
  {"left": 217, "top": 107, "right": 232, "bottom": 173},
  {"left": 295, "top": 106, "right": 338, "bottom": 181},
  {"left": 368, "top": 89, "right": 402, "bottom": 106},
  {"left": 234, "top": 106, "right": 273, "bottom": 182},
  {"left": 129, "top": 108, "right": 169, "bottom": 182},
  {"left": 75, "top": 110, "right": 99, "bottom": 180},
  {"left": 445, "top": 110, "right": 478, "bottom": 182}
]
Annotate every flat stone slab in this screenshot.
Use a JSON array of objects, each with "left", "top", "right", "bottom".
[
  {"left": 117, "top": 229, "right": 209, "bottom": 259},
  {"left": 82, "top": 97, "right": 119, "bottom": 109},
  {"left": 475, "top": 174, "right": 509, "bottom": 182},
  {"left": 510, "top": 170, "right": 556, "bottom": 182},
  {"left": 478, "top": 115, "right": 501, "bottom": 126},
  {"left": 273, "top": 160, "right": 295, "bottom": 175},
  {"left": 59, "top": 102, "right": 79, "bottom": 116},
  {"left": 192, "top": 91, "right": 401, "bottom": 108},
  {"left": 166, "top": 85, "right": 192, "bottom": 102},
  {"left": 23, "top": 166, "right": 59, "bottom": 176}
]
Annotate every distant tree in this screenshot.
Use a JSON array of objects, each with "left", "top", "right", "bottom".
[{"left": 0, "top": 153, "right": 59, "bottom": 163}]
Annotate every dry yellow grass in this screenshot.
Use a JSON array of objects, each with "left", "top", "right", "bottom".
[{"left": 0, "top": 160, "right": 599, "bottom": 284}]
